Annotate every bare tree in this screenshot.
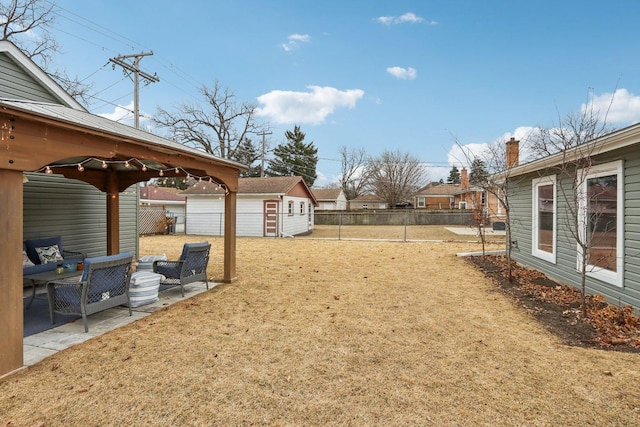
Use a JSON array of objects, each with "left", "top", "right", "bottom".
[
  {"left": 455, "top": 136, "right": 523, "bottom": 279},
  {"left": 154, "top": 80, "right": 265, "bottom": 159},
  {"left": 338, "top": 146, "right": 371, "bottom": 200},
  {"left": 1, "top": 0, "right": 56, "bottom": 66},
  {"left": 530, "top": 103, "right": 613, "bottom": 317},
  {"left": 367, "top": 149, "right": 428, "bottom": 208}
]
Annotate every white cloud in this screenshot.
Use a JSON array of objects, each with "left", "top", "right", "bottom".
[
  {"left": 376, "top": 12, "right": 436, "bottom": 26},
  {"left": 256, "top": 86, "right": 365, "bottom": 124},
  {"left": 446, "top": 126, "right": 538, "bottom": 170},
  {"left": 447, "top": 142, "right": 489, "bottom": 167},
  {"left": 583, "top": 88, "right": 640, "bottom": 124},
  {"left": 98, "top": 101, "right": 151, "bottom": 128},
  {"left": 282, "top": 33, "right": 311, "bottom": 52},
  {"left": 386, "top": 66, "right": 417, "bottom": 80}
]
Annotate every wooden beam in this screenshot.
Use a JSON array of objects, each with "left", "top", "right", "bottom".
[
  {"left": 106, "top": 172, "right": 120, "bottom": 255},
  {"left": 1, "top": 114, "right": 241, "bottom": 191},
  {"left": 223, "top": 190, "right": 237, "bottom": 283},
  {"left": 0, "top": 170, "right": 24, "bottom": 376}
]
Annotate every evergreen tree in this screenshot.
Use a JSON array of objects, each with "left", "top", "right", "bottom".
[
  {"left": 469, "top": 158, "right": 489, "bottom": 185},
  {"left": 447, "top": 166, "right": 461, "bottom": 184},
  {"left": 231, "top": 138, "right": 261, "bottom": 177},
  {"left": 266, "top": 125, "right": 318, "bottom": 186}
]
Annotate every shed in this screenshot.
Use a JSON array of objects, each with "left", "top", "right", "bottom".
[{"left": 182, "top": 176, "right": 318, "bottom": 237}]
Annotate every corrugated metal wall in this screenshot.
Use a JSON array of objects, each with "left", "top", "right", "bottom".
[
  {"left": 508, "top": 147, "right": 640, "bottom": 310},
  {"left": 23, "top": 173, "right": 139, "bottom": 259},
  {"left": 0, "top": 53, "right": 59, "bottom": 103}
]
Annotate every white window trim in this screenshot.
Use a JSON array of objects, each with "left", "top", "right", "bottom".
[
  {"left": 532, "top": 175, "right": 557, "bottom": 264},
  {"left": 577, "top": 160, "right": 624, "bottom": 288}
]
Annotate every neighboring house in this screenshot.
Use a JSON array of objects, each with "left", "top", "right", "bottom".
[
  {"left": 182, "top": 176, "right": 318, "bottom": 237},
  {"left": 312, "top": 188, "right": 347, "bottom": 210},
  {"left": 454, "top": 168, "right": 504, "bottom": 222},
  {"left": 140, "top": 185, "right": 187, "bottom": 233},
  {"left": 414, "top": 183, "right": 459, "bottom": 209},
  {"left": 505, "top": 131, "right": 640, "bottom": 310},
  {"left": 349, "top": 194, "right": 387, "bottom": 210}
]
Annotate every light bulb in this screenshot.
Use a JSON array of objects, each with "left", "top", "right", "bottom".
[
  {"left": 45, "top": 166, "right": 52, "bottom": 174},
  {"left": 141, "top": 164, "right": 147, "bottom": 172},
  {"left": 159, "top": 170, "right": 164, "bottom": 177},
  {"left": 77, "top": 164, "right": 84, "bottom": 172},
  {"left": 101, "top": 161, "right": 108, "bottom": 169}
]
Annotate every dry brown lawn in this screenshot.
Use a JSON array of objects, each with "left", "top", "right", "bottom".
[{"left": 2, "top": 236, "right": 640, "bottom": 426}]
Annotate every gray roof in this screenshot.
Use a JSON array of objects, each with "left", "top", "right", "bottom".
[{"left": 0, "top": 98, "right": 247, "bottom": 170}]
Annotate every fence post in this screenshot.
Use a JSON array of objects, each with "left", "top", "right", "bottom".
[
  {"left": 403, "top": 211, "right": 407, "bottom": 241},
  {"left": 338, "top": 212, "right": 342, "bottom": 240}
]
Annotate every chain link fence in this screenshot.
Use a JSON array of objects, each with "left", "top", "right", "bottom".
[{"left": 177, "top": 209, "right": 506, "bottom": 242}]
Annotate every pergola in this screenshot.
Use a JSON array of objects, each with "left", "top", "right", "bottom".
[{"left": 0, "top": 100, "right": 245, "bottom": 378}]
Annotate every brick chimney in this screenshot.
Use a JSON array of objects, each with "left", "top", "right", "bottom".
[
  {"left": 506, "top": 137, "right": 519, "bottom": 168},
  {"left": 460, "top": 167, "right": 469, "bottom": 189}
]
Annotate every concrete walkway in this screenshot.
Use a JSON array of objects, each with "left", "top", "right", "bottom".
[{"left": 23, "top": 281, "right": 216, "bottom": 366}]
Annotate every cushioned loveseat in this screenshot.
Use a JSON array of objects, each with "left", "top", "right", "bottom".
[{"left": 22, "top": 236, "right": 85, "bottom": 277}]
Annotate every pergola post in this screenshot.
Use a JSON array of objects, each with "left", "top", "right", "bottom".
[
  {"left": 223, "top": 190, "right": 237, "bottom": 283},
  {"left": 0, "top": 170, "right": 24, "bottom": 377},
  {"left": 106, "top": 172, "right": 120, "bottom": 255}
]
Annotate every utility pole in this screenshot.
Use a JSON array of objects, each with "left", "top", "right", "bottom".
[
  {"left": 257, "top": 130, "right": 272, "bottom": 177},
  {"left": 109, "top": 52, "right": 159, "bottom": 128}
]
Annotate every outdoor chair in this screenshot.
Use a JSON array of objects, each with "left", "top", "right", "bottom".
[
  {"left": 47, "top": 252, "right": 133, "bottom": 333},
  {"left": 153, "top": 242, "right": 210, "bottom": 297}
]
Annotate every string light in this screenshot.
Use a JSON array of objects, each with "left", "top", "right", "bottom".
[{"left": 32, "top": 157, "right": 228, "bottom": 193}]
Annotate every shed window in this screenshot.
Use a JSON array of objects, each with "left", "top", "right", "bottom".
[
  {"left": 288, "top": 201, "right": 294, "bottom": 216},
  {"left": 532, "top": 176, "right": 556, "bottom": 263},
  {"left": 300, "top": 202, "right": 305, "bottom": 215},
  {"left": 578, "top": 161, "right": 623, "bottom": 287}
]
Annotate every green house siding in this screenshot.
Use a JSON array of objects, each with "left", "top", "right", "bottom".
[
  {"left": 23, "top": 173, "right": 139, "bottom": 259},
  {"left": 508, "top": 146, "right": 640, "bottom": 310},
  {"left": 0, "top": 53, "right": 60, "bottom": 104}
]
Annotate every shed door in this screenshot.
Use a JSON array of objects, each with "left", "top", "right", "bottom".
[{"left": 264, "top": 200, "right": 279, "bottom": 237}]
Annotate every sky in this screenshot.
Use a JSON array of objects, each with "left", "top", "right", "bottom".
[{"left": 31, "top": 0, "right": 640, "bottom": 185}]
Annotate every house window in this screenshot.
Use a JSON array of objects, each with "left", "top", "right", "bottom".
[
  {"left": 288, "top": 201, "right": 294, "bottom": 216},
  {"left": 578, "top": 160, "right": 624, "bottom": 287},
  {"left": 300, "top": 202, "right": 305, "bottom": 215},
  {"left": 459, "top": 201, "right": 467, "bottom": 210},
  {"left": 362, "top": 204, "right": 368, "bottom": 210},
  {"left": 532, "top": 176, "right": 556, "bottom": 263},
  {"left": 418, "top": 197, "right": 425, "bottom": 208},
  {"left": 480, "top": 191, "right": 486, "bottom": 206}
]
